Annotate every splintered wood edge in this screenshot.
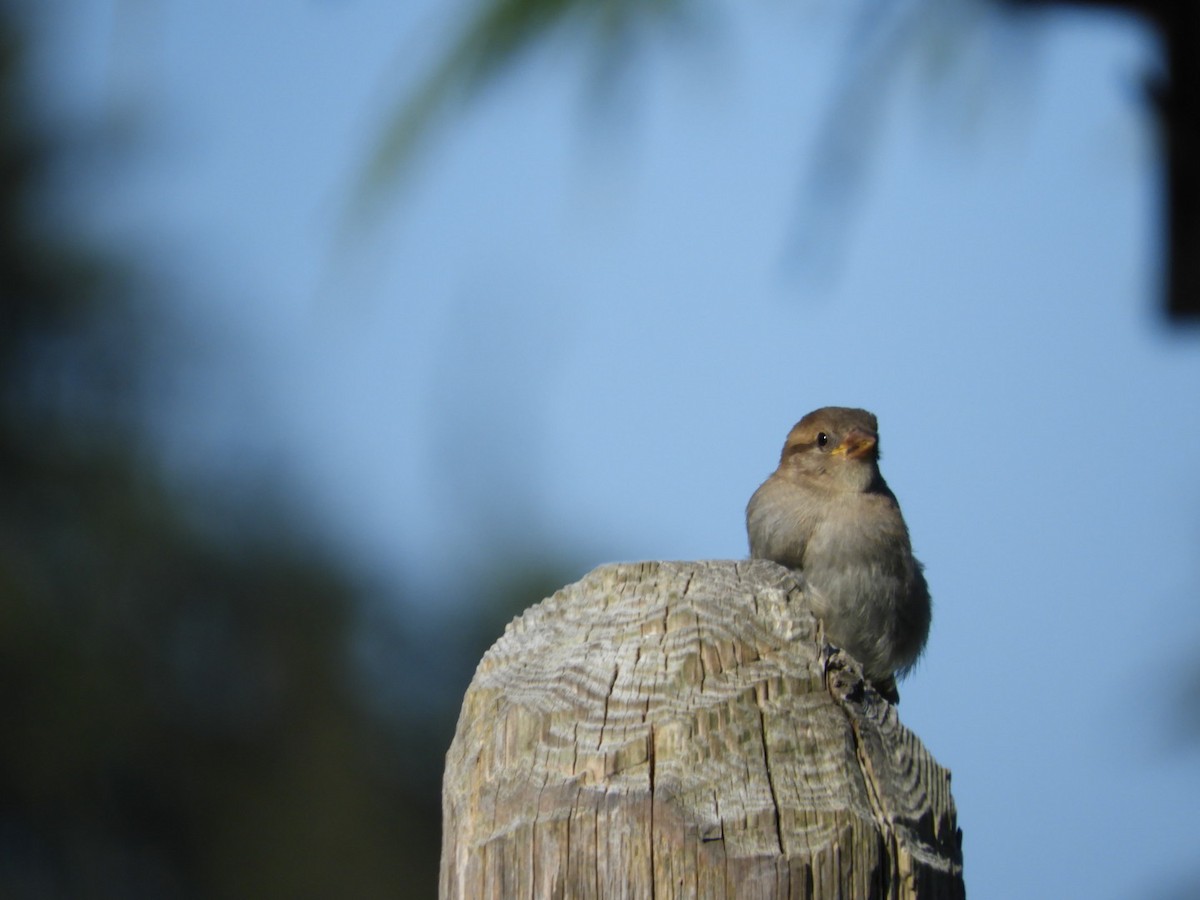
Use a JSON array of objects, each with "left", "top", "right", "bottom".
[{"left": 441, "top": 559, "right": 962, "bottom": 898}]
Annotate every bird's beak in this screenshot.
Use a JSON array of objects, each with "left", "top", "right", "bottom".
[{"left": 833, "top": 429, "right": 877, "bottom": 460}]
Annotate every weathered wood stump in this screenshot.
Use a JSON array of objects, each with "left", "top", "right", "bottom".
[{"left": 440, "top": 560, "right": 963, "bottom": 899}]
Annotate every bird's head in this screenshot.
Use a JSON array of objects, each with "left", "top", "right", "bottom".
[{"left": 779, "top": 406, "right": 882, "bottom": 492}]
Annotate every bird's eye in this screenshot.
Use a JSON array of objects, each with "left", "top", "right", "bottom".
[{"left": 816, "top": 432, "right": 830, "bottom": 448}]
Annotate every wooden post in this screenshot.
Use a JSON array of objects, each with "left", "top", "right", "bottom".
[{"left": 440, "top": 560, "right": 964, "bottom": 899}]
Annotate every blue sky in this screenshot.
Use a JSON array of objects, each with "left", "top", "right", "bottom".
[{"left": 38, "top": 1, "right": 1200, "bottom": 896}]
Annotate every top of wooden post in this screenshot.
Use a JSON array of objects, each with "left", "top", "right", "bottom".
[{"left": 441, "top": 559, "right": 963, "bottom": 899}]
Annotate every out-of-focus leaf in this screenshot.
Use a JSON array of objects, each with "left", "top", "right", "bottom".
[{"left": 353, "top": 0, "right": 691, "bottom": 217}]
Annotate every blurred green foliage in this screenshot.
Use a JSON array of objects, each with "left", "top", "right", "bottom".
[
  {"left": 0, "top": 6, "right": 565, "bottom": 896},
  {"left": 354, "top": 0, "right": 695, "bottom": 219},
  {"left": 363, "top": 0, "right": 1198, "bottom": 320}
]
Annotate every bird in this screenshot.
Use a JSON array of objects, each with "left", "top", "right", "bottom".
[{"left": 746, "top": 407, "right": 930, "bottom": 702}]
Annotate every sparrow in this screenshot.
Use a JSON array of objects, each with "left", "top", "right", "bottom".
[{"left": 746, "top": 407, "right": 930, "bottom": 701}]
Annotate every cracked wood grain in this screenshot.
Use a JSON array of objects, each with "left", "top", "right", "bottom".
[{"left": 440, "top": 560, "right": 964, "bottom": 899}]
